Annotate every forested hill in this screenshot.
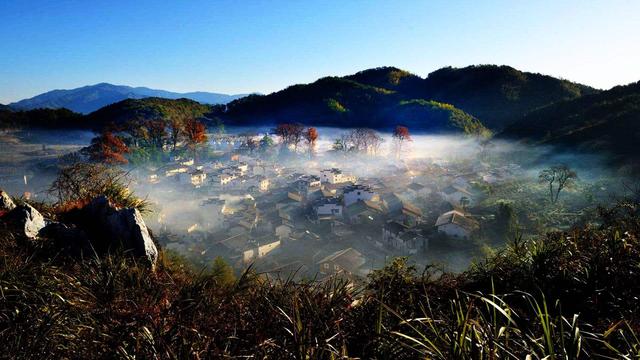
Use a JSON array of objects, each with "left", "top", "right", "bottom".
[
  {"left": 500, "top": 80, "right": 640, "bottom": 165},
  {"left": 416, "top": 65, "right": 599, "bottom": 129},
  {"left": 0, "top": 98, "right": 219, "bottom": 131},
  {"left": 216, "top": 75, "right": 489, "bottom": 136},
  {"left": 84, "top": 97, "right": 218, "bottom": 130},
  {"left": 216, "top": 65, "right": 597, "bottom": 132}
]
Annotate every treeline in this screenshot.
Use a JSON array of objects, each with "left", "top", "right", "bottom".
[{"left": 0, "top": 107, "right": 84, "bottom": 129}]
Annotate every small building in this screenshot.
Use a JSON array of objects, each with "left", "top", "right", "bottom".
[
  {"left": 382, "top": 221, "right": 428, "bottom": 254},
  {"left": 242, "top": 239, "right": 281, "bottom": 264},
  {"left": 407, "top": 182, "right": 430, "bottom": 197},
  {"left": 344, "top": 200, "right": 383, "bottom": 224},
  {"left": 190, "top": 169, "right": 207, "bottom": 186},
  {"left": 317, "top": 248, "right": 366, "bottom": 276},
  {"left": 343, "top": 184, "right": 378, "bottom": 206},
  {"left": 435, "top": 210, "right": 479, "bottom": 238},
  {"left": 441, "top": 185, "right": 474, "bottom": 207},
  {"left": 320, "top": 168, "right": 357, "bottom": 184},
  {"left": 314, "top": 197, "right": 343, "bottom": 218}
]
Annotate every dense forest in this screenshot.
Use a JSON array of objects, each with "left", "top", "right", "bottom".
[{"left": 500, "top": 81, "right": 640, "bottom": 166}]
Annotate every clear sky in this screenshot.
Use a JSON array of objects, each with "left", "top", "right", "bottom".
[{"left": 1, "top": 0, "right": 639, "bottom": 104}]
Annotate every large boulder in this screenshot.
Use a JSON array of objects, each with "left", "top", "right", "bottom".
[
  {"left": 39, "top": 222, "right": 92, "bottom": 256},
  {"left": 79, "top": 196, "right": 158, "bottom": 267},
  {"left": 0, "top": 189, "right": 16, "bottom": 213},
  {"left": 6, "top": 204, "right": 46, "bottom": 239}
]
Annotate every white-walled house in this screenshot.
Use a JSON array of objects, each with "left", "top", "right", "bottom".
[
  {"left": 343, "top": 185, "right": 378, "bottom": 206},
  {"left": 435, "top": 210, "right": 479, "bottom": 238},
  {"left": 320, "top": 168, "right": 357, "bottom": 184},
  {"left": 441, "top": 185, "right": 474, "bottom": 207},
  {"left": 314, "top": 198, "right": 343, "bottom": 218},
  {"left": 382, "top": 221, "right": 427, "bottom": 254}
]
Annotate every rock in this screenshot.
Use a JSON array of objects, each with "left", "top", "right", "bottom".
[
  {"left": 0, "top": 189, "right": 16, "bottom": 213},
  {"left": 6, "top": 204, "right": 46, "bottom": 239},
  {"left": 39, "top": 222, "right": 92, "bottom": 256},
  {"left": 77, "top": 196, "right": 158, "bottom": 267},
  {"left": 105, "top": 208, "right": 158, "bottom": 266}
]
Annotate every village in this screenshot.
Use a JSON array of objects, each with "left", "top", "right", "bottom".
[{"left": 130, "top": 132, "right": 526, "bottom": 281}]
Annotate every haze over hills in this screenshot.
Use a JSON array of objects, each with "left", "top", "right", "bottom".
[{"left": 8, "top": 83, "right": 248, "bottom": 114}]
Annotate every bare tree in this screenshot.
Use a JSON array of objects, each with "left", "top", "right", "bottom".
[{"left": 539, "top": 165, "right": 578, "bottom": 204}]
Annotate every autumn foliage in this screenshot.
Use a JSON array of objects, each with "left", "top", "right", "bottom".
[{"left": 88, "top": 131, "right": 130, "bottom": 164}]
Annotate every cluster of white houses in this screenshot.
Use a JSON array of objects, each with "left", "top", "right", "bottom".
[{"left": 145, "top": 148, "right": 515, "bottom": 281}]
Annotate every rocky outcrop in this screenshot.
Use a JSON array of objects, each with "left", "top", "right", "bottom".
[
  {"left": 0, "top": 189, "right": 16, "bottom": 213},
  {"left": 0, "top": 193, "right": 158, "bottom": 268},
  {"left": 78, "top": 196, "right": 158, "bottom": 266},
  {"left": 6, "top": 204, "right": 46, "bottom": 239}
]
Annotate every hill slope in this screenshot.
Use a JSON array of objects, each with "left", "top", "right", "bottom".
[
  {"left": 218, "top": 76, "right": 489, "bottom": 135},
  {"left": 218, "top": 65, "right": 596, "bottom": 132},
  {"left": 416, "top": 65, "right": 599, "bottom": 129},
  {"left": 84, "top": 97, "right": 217, "bottom": 130},
  {"left": 501, "top": 81, "right": 640, "bottom": 164},
  {"left": 9, "top": 83, "right": 247, "bottom": 114}
]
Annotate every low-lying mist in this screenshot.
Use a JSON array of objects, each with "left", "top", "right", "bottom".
[{"left": 0, "top": 126, "right": 634, "bottom": 273}]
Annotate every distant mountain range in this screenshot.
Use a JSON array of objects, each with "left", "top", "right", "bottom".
[{"left": 8, "top": 83, "right": 248, "bottom": 114}]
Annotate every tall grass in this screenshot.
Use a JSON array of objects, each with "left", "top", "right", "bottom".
[{"left": 1, "top": 199, "right": 640, "bottom": 358}]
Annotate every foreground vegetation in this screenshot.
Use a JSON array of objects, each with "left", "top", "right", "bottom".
[{"left": 1, "top": 193, "right": 640, "bottom": 359}]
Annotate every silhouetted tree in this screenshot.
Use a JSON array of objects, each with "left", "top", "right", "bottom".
[{"left": 539, "top": 165, "right": 578, "bottom": 204}]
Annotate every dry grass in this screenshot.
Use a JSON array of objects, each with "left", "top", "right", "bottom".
[{"left": 1, "top": 199, "right": 640, "bottom": 359}]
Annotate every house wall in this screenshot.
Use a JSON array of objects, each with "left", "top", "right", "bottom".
[
  {"left": 315, "top": 203, "right": 343, "bottom": 216},
  {"left": 344, "top": 189, "right": 376, "bottom": 206},
  {"left": 438, "top": 223, "right": 470, "bottom": 238}
]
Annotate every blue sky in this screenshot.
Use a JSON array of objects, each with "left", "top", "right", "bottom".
[{"left": 1, "top": 0, "right": 639, "bottom": 103}]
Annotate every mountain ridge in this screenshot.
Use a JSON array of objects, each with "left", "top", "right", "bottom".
[{"left": 9, "top": 83, "right": 248, "bottom": 114}]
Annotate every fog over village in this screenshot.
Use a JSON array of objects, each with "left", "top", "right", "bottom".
[
  {"left": 1, "top": 125, "right": 630, "bottom": 277},
  {"left": 4, "top": 2, "right": 640, "bottom": 357}
]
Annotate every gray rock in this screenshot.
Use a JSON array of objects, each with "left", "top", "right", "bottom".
[
  {"left": 39, "top": 222, "right": 92, "bottom": 255},
  {"left": 79, "top": 196, "right": 158, "bottom": 267},
  {"left": 8, "top": 204, "right": 46, "bottom": 239},
  {"left": 0, "top": 189, "right": 16, "bottom": 212},
  {"left": 105, "top": 208, "right": 158, "bottom": 266}
]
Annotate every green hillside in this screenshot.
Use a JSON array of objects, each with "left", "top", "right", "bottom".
[{"left": 501, "top": 81, "right": 640, "bottom": 165}]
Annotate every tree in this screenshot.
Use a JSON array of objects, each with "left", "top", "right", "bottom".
[
  {"left": 184, "top": 118, "right": 208, "bottom": 163},
  {"left": 87, "top": 131, "right": 130, "bottom": 164},
  {"left": 304, "top": 127, "right": 319, "bottom": 158},
  {"left": 168, "top": 118, "right": 184, "bottom": 151},
  {"left": 273, "top": 123, "right": 304, "bottom": 152},
  {"left": 539, "top": 165, "right": 578, "bottom": 204},
  {"left": 49, "top": 162, "right": 148, "bottom": 211},
  {"left": 210, "top": 256, "right": 236, "bottom": 287},
  {"left": 259, "top": 134, "right": 275, "bottom": 152},
  {"left": 347, "top": 128, "right": 383, "bottom": 155},
  {"left": 392, "top": 125, "right": 412, "bottom": 159}
]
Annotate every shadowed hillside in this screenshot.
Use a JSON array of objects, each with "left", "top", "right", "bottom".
[{"left": 501, "top": 81, "right": 640, "bottom": 166}]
